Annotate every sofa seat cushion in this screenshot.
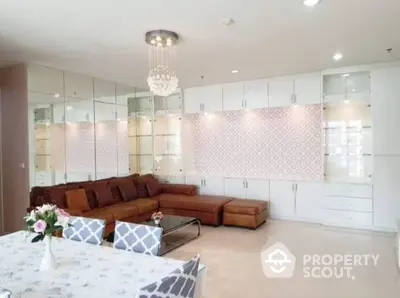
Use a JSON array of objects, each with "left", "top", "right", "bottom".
[
  {"left": 99, "top": 203, "right": 140, "bottom": 221},
  {"left": 83, "top": 209, "right": 115, "bottom": 224},
  {"left": 223, "top": 199, "right": 268, "bottom": 215},
  {"left": 123, "top": 199, "right": 159, "bottom": 214},
  {"left": 158, "top": 194, "right": 233, "bottom": 213}
]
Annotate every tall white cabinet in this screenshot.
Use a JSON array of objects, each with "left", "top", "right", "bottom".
[{"left": 371, "top": 65, "right": 400, "bottom": 230}]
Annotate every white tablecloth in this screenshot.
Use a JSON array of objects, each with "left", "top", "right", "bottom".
[{"left": 0, "top": 231, "right": 205, "bottom": 298}]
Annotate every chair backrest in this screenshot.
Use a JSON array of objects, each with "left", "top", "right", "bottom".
[
  {"left": 62, "top": 216, "right": 106, "bottom": 245},
  {"left": 0, "top": 288, "right": 12, "bottom": 298},
  {"left": 137, "top": 254, "right": 200, "bottom": 298},
  {"left": 113, "top": 221, "right": 163, "bottom": 256}
]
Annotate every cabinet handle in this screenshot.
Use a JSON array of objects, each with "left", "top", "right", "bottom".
[
  {"left": 246, "top": 181, "right": 248, "bottom": 188},
  {"left": 204, "top": 179, "right": 206, "bottom": 187},
  {"left": 241, "top": 100, "right": 244, "bottom": 108},
  {"left": 295, "top": 183, "right": 298, "bottom": 191}
]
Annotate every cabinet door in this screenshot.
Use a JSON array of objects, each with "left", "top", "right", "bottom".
[
  {"left": 268, "top": 77, "right": 294, "bottom": 107},
  {"left": 202, "top": 177, "right": 225, "bottom": 196},
  {"left": 183, "top": 87, "right": 202, "bottom": 114},
  {"left": 222, "top": 82, "right": 245, "bottom": 111},
  {"left": 224, "top": 178, "right": 246, "bottom": 198},
  {"left": 371, "top": 66, "right": 400, "bottom": 155},
  {"left": 244, "top": 79, "right": 268, "bottom": 109},
  {"left": 269, "top": 181, "right": 295, "bottom": 219},
  {"left": 245, "top": 179, "right": 269, "bottom": 201},
  {"left": 203, "top": 85, "right": 223, "bottom": 113},
  {"left": 294, "top": 73, "right": 321, "bottom": 105},
  {"left": 295, "top": 182, "right": 323, "bottom": 222},
  {"left": 373, "top": 156, "right": 400, "bottom": 230}
]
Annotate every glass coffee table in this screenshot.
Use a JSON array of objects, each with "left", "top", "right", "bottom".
[{"left": 142, "top": 215, "right": 201, "bottom": 255}]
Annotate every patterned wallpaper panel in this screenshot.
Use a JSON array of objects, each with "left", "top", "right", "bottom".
[{"left": 183, "top": 105, "right": 323, "bottom": 181}]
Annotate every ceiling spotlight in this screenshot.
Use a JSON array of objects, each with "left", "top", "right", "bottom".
[
  {"left": 333, "top": 52, "right": 343, "bottom": 61},
  {"left": 53, "top": 93, "right": 60, "bottom": 98},
  {"left": 231, "top": 70, "right": 239, "bottom": 74},
  {"left": 303, "top": 0, "right": 321, "bottom": 6}
]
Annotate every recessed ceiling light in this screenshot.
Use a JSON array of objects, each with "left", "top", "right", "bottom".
[
  {"left": 303, "top": 0, "right": 321, "bottom": 6},
  {"left": 53, "top": 93, "right": 60, "bottom": 98},
  {"left": 341, "top": 73, "right": 350, "bottom": 77},
  {"left": 231, "top": 70, "right": 239, "bottom": 74},
  {"left": 333, "top": 52, "right": 343, "bottom": 61}
]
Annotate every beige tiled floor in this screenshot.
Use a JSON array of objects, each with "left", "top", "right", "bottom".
[{"left": 166, "top": 220, "right": 400, "bottom": 298}]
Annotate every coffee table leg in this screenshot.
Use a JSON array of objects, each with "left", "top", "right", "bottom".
[
  {"left": 161, "top": 220, "right": 201, "bottom": 256},
  {"left": 196, "top": 219, "right": 201, "bottom": 237}
]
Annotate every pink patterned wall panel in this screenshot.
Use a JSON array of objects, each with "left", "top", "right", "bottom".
[{"left": 183, "top": 105, "right": 323, "bottom": 181}]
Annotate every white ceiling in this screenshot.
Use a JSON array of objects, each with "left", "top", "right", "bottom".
[{"left": 0, "top": 0, "right": 399, "bottom": 89}]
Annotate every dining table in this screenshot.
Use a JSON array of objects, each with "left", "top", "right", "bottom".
[{"left": 0, "top": 231, "right": 206, "bottom": 298}]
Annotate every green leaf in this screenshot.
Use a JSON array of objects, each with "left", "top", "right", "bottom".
[{"left": 31, "top": 234, "right": 45, "bottom": 243}]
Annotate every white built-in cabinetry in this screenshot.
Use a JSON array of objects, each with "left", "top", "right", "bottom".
[
  {"left": 370, "top": 65, "right": 400, "bottom": 230},
  {"left": 185, "top": 176, "right": 225, "bottom": 196},
  {"left": 269, "top": 181, "right": 296, "bottom": 219},
  {"left": 184, "top": 85, "right": 223, "bottom": 114},
  {"left": 184, "top": 72, "right": 321, "bottom": 113},
  {"left": 224, "top": 178, "right": 269, "bottom": 201},
  {"left": 269, "top": 73, "right": 321, "bottom": 107},
  {"left": 178, "top": 64, "right": 400, "bottom": 232},
  {"left": 269, "top": 181, "right": 322, "bottom": 222},
  {"left": 244, "top": 79, "right": 269, "bottom": 109},
  {"left": 371, "top": 66, "right": 400, "bottom": 156}
]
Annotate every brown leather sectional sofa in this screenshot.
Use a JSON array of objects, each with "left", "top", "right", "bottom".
[{"left": 29, "top": 174, "right": 241, "bottom": 236}]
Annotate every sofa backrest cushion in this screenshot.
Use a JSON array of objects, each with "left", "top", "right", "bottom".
[
  {"left": 133, "top": 175, "right": 151, "bottom": 198},
  {"left": 92, "top": 183, "right": 119, "bottom": 207},
  {"left": 45, "top": 186, "right": 70, "bottom": 208},
  {"left": 146, "top": 176, "right": 162, "bottom": 197},
  {"left": 116, "top": 178, "right": 138, "bottom": 201},
  {"left": 65, "top": 189, "right": 91, "bottom": 212}
]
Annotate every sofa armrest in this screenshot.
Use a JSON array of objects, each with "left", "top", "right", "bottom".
[{"left": 160, "top": 183, "right": 198, "bottom": 196}]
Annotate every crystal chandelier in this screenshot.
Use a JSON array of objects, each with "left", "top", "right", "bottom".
[{"left": 145, "top": 30, "right": 179, "bottom": 97}]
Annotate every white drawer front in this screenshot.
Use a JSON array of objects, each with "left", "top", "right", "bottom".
[
  {"left": 323, "top": 197, "right": 373, "bottom": 212},
  {"left": 324, "top": 209, "right": 373, "bottom": 228},
  {"left": 324, "top": 183, "right": 372, "bottom": 198}
]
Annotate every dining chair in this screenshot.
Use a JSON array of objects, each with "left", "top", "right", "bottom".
[
  {"left": 113, "top": 221, "right": 163, "bottom": 256},
  {"left": 62, "top": 216, "right": 106, "bottom": 245},
  {"left": 137, "top": 254, "right": 200, "bottom": 298},
  {"left": 0, "top": 287, "right": 12, "bottom": 298}
]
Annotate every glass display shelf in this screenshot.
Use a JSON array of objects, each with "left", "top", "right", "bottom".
[{"left": 323, "top": 71, "right": 370, "bottom": 102}]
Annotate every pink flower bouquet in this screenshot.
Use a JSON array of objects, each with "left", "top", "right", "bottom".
[{"left": 24, "top": 204, "right": 71, "bottom": 243}]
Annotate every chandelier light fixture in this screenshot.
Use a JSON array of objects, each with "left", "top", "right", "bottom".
[{"left": 145, "top": 29, "right": 180, "bottom": 97}]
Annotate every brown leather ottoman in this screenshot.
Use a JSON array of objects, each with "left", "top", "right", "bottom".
[
  {"left": 157, "top": 193, "right": 234, "bottom": 226},
  {"left": 223, "top": 199, "right": 268, "bottom": 229}
]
